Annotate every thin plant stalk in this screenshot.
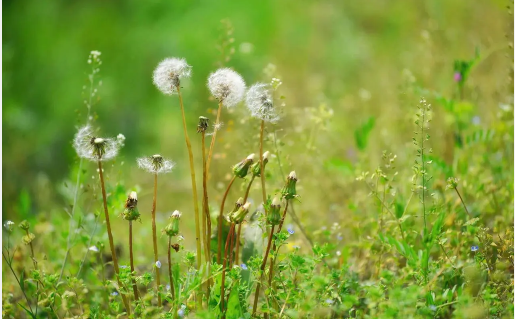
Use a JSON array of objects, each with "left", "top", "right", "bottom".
[
  {"left": 129, "top": 221, "right": 140, "bottom": 301},
  {"left": 177, "top": 86, "right": 202, "bottom": 271},
  {"left": 252, "top": 224, "right": 276, "bottom": 316},
  {"left": 97, "top": 161, "right": 131, "bottom": 315},
  {"left": 220, "top": 223, "right": 235, "bottom": 318},
  {"left": 151, "top": 173, "right": 162, "bottom": 306},
  {"left": 206, "top": 102, "right": 223, "bottom": 174},
  {"left": 201, "top": 129, "right": 212, "bottom": 294},
  {"left": 259, "top": 120, "right": 267, "bottom": 211},
  {"left": 2, "top": 251, "right": 36, "bottom": 318},
  {"left": 217, "top": 176, "right": 236, "bottom": 263},
  {"left": 268, "top": 201, "right": 289, "bottom": 287},
  {"left": 453, "top": 187, "right": 471, "bottom": 217},
  {"left": 167, "top": 236, "right": 176, "bottom": 301},
  {"left": 234, "top": 176, "right": 255, "bottom": 265}
]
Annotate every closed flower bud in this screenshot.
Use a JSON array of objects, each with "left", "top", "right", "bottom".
[
  {"left": 122, "top": 192, "right": 140, "bottom": 221},
  {"left": 164, "top": 210, "right": 181, "bottom": 237},
  {"left": 230, "top": 202, "right": 251, "bottom": 224},
  {"left": 19, "top": 220, "right": 30, "bottom": 231},
  {"left": 251, "top": 151, "right": 270, "bottom": 177},
  {"left": 232, "top": 154, "right": 255, "bottom": 178},
  {"left": 197, "top": 116, "right": 209, "bottom": 133},
  {"left": 267, "top": 196, "right": 282, "bottom": 225},
  {"left": 281, "top": 171, "right": 298, "bottom": 200}
]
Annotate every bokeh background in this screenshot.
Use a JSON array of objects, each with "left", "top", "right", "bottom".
[{"left": 2, "top": 0, "right": 512, "bottom": 249}]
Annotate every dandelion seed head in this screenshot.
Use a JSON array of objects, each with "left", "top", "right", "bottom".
[
  {"left": 207, "top": 68, "right": 246, "bottom": 107},
  {"left": 153, "top": 58, "right": 192, "bottom": 95},
  {"left": 246, "top": 83, "right": 280, "bottom": 123},
  {"left": 73, "top": 125, "right": 121, "bottom": 162},
  {"left": 137, "top": 155, "right": 175, "bottom": 174}
]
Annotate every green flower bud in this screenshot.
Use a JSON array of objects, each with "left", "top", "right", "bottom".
[
  {"left": 230, "top": 202, "right": 251, "bottom": 224},
  {"left": 232, "top": 154, "right": 255, "bottom": 178},
  {"left": 122, "top": 192, "right": 141, "bottom": 221},
  {"left": 197, "top": 116, "right": 209, "bottom": 133},
  {"left": 251, "top": 151, "right": 270, "bottom": 177},
  {"left": 281, "top": 171, "right": 298, "bottom": 200},
  {"left": 19, "top": 220, "right": 30, "bottom": 231},
  {"left": 267, "top": 196, "right": 282, "bottom": 225},
  {"left": 22, "top": 233, "right": 36, "bottom": 245},
  {"left": 164, "top": 210, "right": 181, "bottom": 237}
]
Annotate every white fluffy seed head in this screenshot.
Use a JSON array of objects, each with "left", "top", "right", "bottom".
[
  {"left": 246, "top": 83, "right": 280, "bottom": 123},
  {"left": 153, "top": 58, "right": 192, "bottom": 95},
  {"left": 207, "top": 68, "right": 246, "bottom": 107},
  {"left": 137, "top": 155, "right": 175, "bottom": 174},
  {"left": 73, "top": 125, "right": 121, "bottom": 162}
]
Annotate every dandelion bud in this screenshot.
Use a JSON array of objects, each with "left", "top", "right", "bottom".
[
  {"left": 18, "top": 220, "right": 30, "bottom": 231},
  {"left": 251, "top": 151, "right": 270, "bottom": 177},
  {"left": 153, "top": 57, "right": 192, "bottom": 95},
  {"left": 207, "top": 68, "right": 246, "bottom": 107},
  {"left": 164, "top": 210, "right": 181, "bottom": 237},
  {"left": 230, "top": 202, "right": 251, "bottom": 224},
  {"left": 137, "top": 155, "right": 174, "bottom": 174},
  {"left": 267, "top": 196, "right": 282, "bottom": 225},
  {"left": 246, "top": 83, "right": 280, "bottom": 123},
  {"left": 197, "top": 116, "right": 209, "bottom": 133},
  {"left": 122, "top": 192, "right": 140, "bottom": 221},
  {"left": 232, "top": 154, "right": 255, "bottom": 178},
  {"left": 281, "top": 171, "right": 298, "bottom": 200}
]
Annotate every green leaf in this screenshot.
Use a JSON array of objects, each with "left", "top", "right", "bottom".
[
  {"left": 18, "top": 303, "right": 35, "bottom": 319},
  {"left": 429, "top": 212, "right": 445, "bottom": 245},
  {"left": 354, "top": 116, "right": 375, "bottom": 151},
  {"left": 225, "top": 283, "right": 242, "bottom": 319}
]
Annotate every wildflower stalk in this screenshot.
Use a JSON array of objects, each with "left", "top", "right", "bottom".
[
  {"left": 151, "top": 173, "right": 162, "bottom": 306},
  {"left": 268, "top": 201, "right": 289, "bottom": 287},
  {"left": 97, "top": 161, "right": 131, "bottom": 315},
  {"left": 176, "top": 86, "right": 202, "bottom": 271},
  {"left": 220, "top": 223, "right": 235, "bottom": 317},
  {"left": 234, "top": 176, "right": 255, "bottom": 265},
  {"left": 259, "top": 120, "right": 267, "bottom": 212},
  {"left": 252, "top": 224, "right": 276, "bottom": 316},
  {"left": 206, "top": 102, "right": 223, "bottom": 174},
  {"left": 129, "top": 221, "right": 140, "bottom": 301},
  {"left": 167, "top": 236, "right": 176, "bottom": 301},
  {"left": 217, "top": 176, "right": 236, "bottom": 263},
  {"left": 2, "top": 251, "right": 36, "bottom": 318},
  {"left": 453, "top": 187, "right": 471, "bottom": 217}
]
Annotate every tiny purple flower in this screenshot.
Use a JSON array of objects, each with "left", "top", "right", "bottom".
[
  {"left": 241, "top": 263, "right": 248, "bottom": 270},
  {"left": 337, "top": 235, "right": 343, "bottom": 241},
  {"left": 471, "top": 245, "right": 479, "bottom": 252},
  {"left": 287, "top": 225, "right": 294, "bottom": 235},
  {"left": 111, "top": 291, "right": 119, "bottom": 296},
  {"left": 454, "top": 72, "right": 462, "bottom": 82}
]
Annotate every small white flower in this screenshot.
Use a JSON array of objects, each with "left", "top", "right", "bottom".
[
  {"left": 246, "top": 83, "right": 280, "bottom": 123},
  {"left": 155, "top": 261, "right": 162, "bottom": 268},
  {"left": 207, "top": 68, "right": 246, "bottom": 107},
  {"left": 4, "top": 220, "right": 14, "bottom": 232},
  {"left": 88, "top": 246, "right": 99, "bottom": 252},
  {"left": 153, "top": 58, "right": 192, "bottom": 95},
  {"left": 73, "top": 125, "right": 121, "bottom": 162},
  {"left": 137, "top": 154, "right": 175, "bottom": 174}
]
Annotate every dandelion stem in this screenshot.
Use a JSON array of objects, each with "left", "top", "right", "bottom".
[
  {"left": 268, "top": 201, "right": 289, "bottom": 287},
  {"left": 218, "top": 176, "right": 236, "bottom": 263},
  {"left": 259, "top": 120, "right": 267, "bottom": 213},
  {"left": 206, "top": 102, "right": 223, "bottom": 175},
  {"left": 252, "top": 224, "right": 276, "bottom": 316},
  {"left": 151, "top": 173, "right": 162, "bottom": 307},
  {"left": 167, "top": 236, "right": 176, "bottom": 301},
  {"left": 97, "top": 161, "right": 131, "bottom": 315},
  {"left": 220, "top": 223, "right": 235, "bottom": 318},
  {"left": 234, "top": 176, "right": 255, "bottom": 265},
  {"left": 129, "top": 221, "right": 140, "bottom": 301},
  {"left": 177, "top": 86, "right": 202, "bottom": 272}
]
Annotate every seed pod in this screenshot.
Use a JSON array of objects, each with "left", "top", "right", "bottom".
[
  {"left": 232, "top": 154, "right": 255, "bottom": 178},
  {"left": 267, "top": 196, "right": 282, "bottom": 226}
]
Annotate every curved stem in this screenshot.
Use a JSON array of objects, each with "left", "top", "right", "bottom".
[
  {"left": 151, "top": 173, "right": 162, "bottom": 306},
  {"left": 259, "top": 120, "right": 267, "bottom": 213},
  {"left": 177, "top": 86, "right": 202, "bottom": 272},
  {"left": 217, "top": 176, "right": 236, "bottom": 263},
  {"left": 252, "top": 225, "right": 276, "bottom": 316},
  {"left": 234, "top": 176, "right": 256, "bottom": 266},
  {"left": 168, "top": 236, "right": 176, "bottom": 301},
  {"left": 129, "top": 221, "right": 140, "bottom": 301},
  {"left": 268, "top": 201, "right": 289, "bottom": 287},
  {"left": 206, "top": 102, "right": 223, "bottom": 175},
  {"left": 220, "top": 223, "right": 235, "bottom": 318},
  {"left": 97, "top": 161, "right": 131, "bottom": 315}
]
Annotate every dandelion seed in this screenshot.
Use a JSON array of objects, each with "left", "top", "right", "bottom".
[
  {"left": 471, "top": 245, "right": 479, "bottom": 252},
  {"left": 116, "top": 133, "right": 126, "bottom": 146},
  {"left": 88, "top": 246, "right": 99, "bottom": 252},
  {"left": 156, "top": 261, "right": 162, "bottom": 268},
  {"left": 246, "top": 83, "right": 280, "bottom": 123},
  {"left": 73, "top": 125, "right": 121, "bottom": 162},
  {"left": 241, "top": 263, "right": 248, "bottom": 270},
  {"left": 153, "top": 58, "right": 192, "bottom": 95},
  {"left": 137, "top": 154, "right": 175, "bottom": 174},
  {"left": 4, "top": 220, "right": 14, "bottom": 232},
  {"left": 207, "top": 68, "right": 246, "bottom": 107}
]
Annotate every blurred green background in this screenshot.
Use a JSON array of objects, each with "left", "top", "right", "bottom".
[{"left": 2, "top": 0, "right": 510, "bottom": 231}]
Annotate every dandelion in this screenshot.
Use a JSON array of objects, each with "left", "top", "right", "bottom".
[
  {"left": 246, "top": 83, "right": 280, "bottom": 123},
  {"left": 153, "top": 58, "right": 192, "bottom": 95},
  {"left": 88, "top": 246, "right": 99, "bottom": 252},
  {"left": 156, "top": 261, "right": 162, "bottom": 269},
  {"left": 164, "top": 211, "right": 180, "bottom": 300},
  {"left": 207, "top": 68, "right": 246, "bottom": 108},
  {"left": 471, "top": 245, "right": 479, "bottom": 252},
  {"left": 73, "top": 126, "right": 121, "bottom": 162},
  {"left": 121, "top": 192, "right": 141, "bottom": 301},
  {"left": 137, "top": 154, "right": 175, "bottom": 174}
]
